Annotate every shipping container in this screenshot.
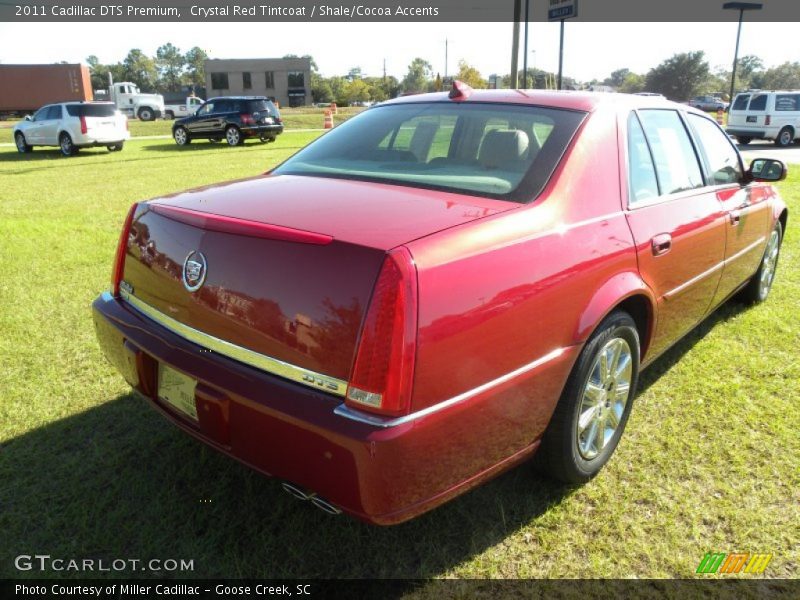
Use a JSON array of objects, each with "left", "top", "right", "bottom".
[{"left": 0, "top": 64, "right": 93, "bottom": 117}]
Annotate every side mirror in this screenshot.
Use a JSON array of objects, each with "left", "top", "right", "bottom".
[
  {"left": 747, "top": 158, "right": 788, "bottom": 183},
  {"left": 25, "top": 114, "right": 32, "bottom": 121}
]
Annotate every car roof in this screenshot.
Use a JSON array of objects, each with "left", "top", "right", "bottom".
[
  {"left": 382, "top": 89, "right": 694, "bottom": 114},
  {"left": 207, "top": 96, "right": 270, "bottom": 101}
]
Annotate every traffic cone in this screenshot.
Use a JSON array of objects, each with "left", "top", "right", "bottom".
[
  {"left": 330, "top": 102, "right": 338, "bottom": 115},
  {"left": 323, "top": 110, "right": 333, "bottom": 129},
  {"left": 716, "top": 108, "right": 724, "bottom": 125}
]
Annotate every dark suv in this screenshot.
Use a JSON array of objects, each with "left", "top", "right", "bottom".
[{"left": 172, "top": 96, "right": 284, "bottom": 146}]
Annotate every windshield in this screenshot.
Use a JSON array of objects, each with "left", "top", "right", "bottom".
[{"left": 273, "top": 102, "right": 585, "bottom": 201}]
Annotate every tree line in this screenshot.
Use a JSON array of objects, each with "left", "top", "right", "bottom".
[{"left": 86, "top": 46, "right": 800, "bottom": 104}]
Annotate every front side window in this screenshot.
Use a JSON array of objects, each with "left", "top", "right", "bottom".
[
  {"left": 45, "top": 105, "right": 62, "bottom": 120},
  {"left": 775, "top": 94, "right": 800, "bottom": 112},
  {"left": 637, "top": 110, "right": 704, "bottom": 195},
  {"left": 687, "top": 114, "right": 742, "bottom": 185},
  {"left": 33, "top": 106, "right": 49, "bottom": 121},
  {"left": 198, "top": 102, "right": 215, "bottom": 115},
  {"left": 274, "top": 102, "right": 586, "bottom": 200},
  {"left": 627, "top": 113, "right": 659, "bottom": 204},
  {"left": 210, "top": 73, "right": 229, "bottom": 90}
]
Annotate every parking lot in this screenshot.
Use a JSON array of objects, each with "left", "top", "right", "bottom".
[{"left": 0, "top": 127, "right": 798, "bottom": 581}]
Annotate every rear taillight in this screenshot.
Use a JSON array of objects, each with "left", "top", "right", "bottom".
[
  {"left": 80, "top": 116, "right": 87, "bottom": 134},
  {"left": 346, "top": 247, "right": 418, "bottom": 416},
  {"left": 240, "top": 113, "right": 255, "bottom": 125},
  {"left": 274, "top": 116, "right": 282, "bottom": 124},
  {"left": 111, "top": 203, "right": 138, "bottom": 296},
  {"left": 765, "top": 115, "right": 772, "bottom": 126}
]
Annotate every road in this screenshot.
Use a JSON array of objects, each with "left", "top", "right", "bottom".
[{"left": 738, "top": 140, "right": 800, "bottom": 165}]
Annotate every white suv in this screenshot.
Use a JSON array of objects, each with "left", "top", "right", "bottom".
[
  {"left": 726, "top": 90, "right": 800, "bottom": 146},
  {"left": 13, "top": 102, "right": 130, "bottom": 156}
]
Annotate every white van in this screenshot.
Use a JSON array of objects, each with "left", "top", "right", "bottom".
[{"left": 726, "top": 90, "right": 800, "bottom": 146}]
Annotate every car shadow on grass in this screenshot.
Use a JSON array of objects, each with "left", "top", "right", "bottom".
[
  {"left": 140, "top": 142, "right": 305, "bottom": 153},
  {"left": 0, "top": 299, "right": 752, "bottom": 582}
]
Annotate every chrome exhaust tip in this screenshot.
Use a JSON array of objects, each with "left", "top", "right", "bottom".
[
  {"left": 281, "top": 482, "right": 341, "bottom": 515},
  {"left": 310, "top": 496, "right": 342, "bottom": 515},
  {"left": 281, "top": 482, "right": 312, "bottom": 501}
]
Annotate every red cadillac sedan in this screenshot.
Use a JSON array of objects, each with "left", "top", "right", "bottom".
[{"left": 92, "top": 84, "right": 788, "bottom": 525}]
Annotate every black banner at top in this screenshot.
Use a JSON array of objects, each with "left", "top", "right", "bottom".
[{"left": 2, "top": 0, "right": 800, "bottom": 22}]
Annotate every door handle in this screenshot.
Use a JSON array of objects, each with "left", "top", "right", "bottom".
[
  {"left": 651, "top": 233, "right": 672, "bottom": 256},
  {"left": 729, "top": 209, "right": 741, "bottom": 225}
]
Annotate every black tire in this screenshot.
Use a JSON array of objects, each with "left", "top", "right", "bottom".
[
  {"left": 736, "top": 136, "right": 752, "bottom": 145},
  {"left": 59, "top": 132, "right": 77, "bottom": 156},
  {"left": 775, "top": 127, "right": 794, "bottom": 147},
  {"left": 165, "top": 110, "right": 174, "bottom": 120},
  {"left": 173, "top": 126, "right": 190, "bottom": 146},
  {"left": 138, "top": 107, "right": 155, "bottom": 122},
  {"left": 107, "top": 143, "right": 124, "bottom": 152},
  {"left": 225, "top": 126, "right": 242, "bottom": 146},
  {"left": 14, "top": 132, "right": 32, "bottom": 153},
  {"left": 537, "top": 311, "right": 640, "bottom": 483},
  {"left": 738, "top": 221, "right": 783, "bottom": 304}
]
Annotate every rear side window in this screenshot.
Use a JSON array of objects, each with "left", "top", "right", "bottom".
[
  {"left": 687, "top": 114, "right": 742, "bottom": 185},
  {"left": 627, "top": 113, "right": 659, "bottom": 204},
  {"left": 732, "top": 94, "right": 750, "bottom": 110},
  {"left": 748, "top": 94, "right": 768, "bottom": 111},
  {"left": 638, "top": 110, "right": 704, "bottom": 195},
  {"left": 775, "top": 94, "right": 800, "bottom": 112},
  {"left": 66, "top": 104, "right": 116, "bottom": 118}
]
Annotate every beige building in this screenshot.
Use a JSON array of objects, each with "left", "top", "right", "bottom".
[{"left": 204, "top": 57, "right": 312, "bottom": 107}]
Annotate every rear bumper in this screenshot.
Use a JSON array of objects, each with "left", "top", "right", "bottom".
[
  {"left": 76, "top": 131, "right": 130, "bottom": 146},
  {"left": 241, "top": 124, "right": 284, "bottom": 137},
  {"left": 726, "top": 127, "right": 768, "bottom": 139},
  {"left": 92, "top": 292, "right": 575, "bottom": 524}
]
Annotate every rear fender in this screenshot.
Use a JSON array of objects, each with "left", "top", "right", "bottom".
[{"left": 574, "top": 271, "right": 656, "bottom": 358}]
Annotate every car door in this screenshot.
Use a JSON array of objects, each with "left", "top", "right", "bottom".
[
  {"left": 623, "top": 109, "right": 727, "bottom": 359},
  {"left": 39, "top": 105, "right": 63, "bottom": 145},
  {"left": 26, "top": 106, "right": 52, "bottom": 143},
  {"left": 187, "top": 100, "right": 219, "bottom": 135},
  {"left": 685, "top": 113, "right": 773, "bottom": 305}
]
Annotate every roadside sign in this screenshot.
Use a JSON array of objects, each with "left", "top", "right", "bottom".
[{"left": 548, "top": 0, "right": 578, "bottom": 20}]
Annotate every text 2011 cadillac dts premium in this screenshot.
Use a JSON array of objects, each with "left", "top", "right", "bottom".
[{"left": 93, "top": 84, "right": 788, "bottom": 524}]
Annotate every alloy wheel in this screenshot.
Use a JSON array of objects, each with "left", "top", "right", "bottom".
[
  {"left": 759, "top": 229, "right": 780, "bottom": 300},
  {"left": 577, "top": 337, "right": 633, "bottom": 460}
]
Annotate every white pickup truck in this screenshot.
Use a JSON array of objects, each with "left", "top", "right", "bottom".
[{"left": 164, "top": 96, "right": 204, "bottom": 120}]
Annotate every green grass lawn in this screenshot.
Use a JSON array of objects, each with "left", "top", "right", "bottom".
[{"left": 0, "top": 136, "right": 798, "bottom": 583}]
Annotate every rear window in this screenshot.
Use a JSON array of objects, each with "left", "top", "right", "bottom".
[
  {"left": 247, "top": 99, "right": 279, "bottom": 116},
  {"left": 66, "top": 104, "right": 117, "bottom": 118},
  {"left": 731, "top": 94, "right": 750, "bottom": 111},
  {"left": 748, "top": 94, "right": 768, "bottom": 111},
  {"left": 273, "top": 102, "right": 586, "bottom": 201}
]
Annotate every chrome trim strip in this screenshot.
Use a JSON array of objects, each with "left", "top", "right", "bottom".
[
  {"left": 334, "top": 347, "right": 566, "bottom": 428},
  {"left": 116, "top": 290, "right": 348, "bottom": 397},
  {"left": 663, "top": 235, "right": 766, "bottom": 300},
  {"left": 726, "top": 235, "right": 767, "bottom": 265}
]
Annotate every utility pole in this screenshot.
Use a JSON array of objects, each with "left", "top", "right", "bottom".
[
  {"left": 510, "top": 0, "right": 521, "bottom": 88},
  {"left": 383, "top": 58, "right": 386, "bottom": 83},
  {"left": 522, "top": 0, "right": 530, "bottom": 88},
  {"left": 445, "top": 38, "right": 448, "bottom": 79},
  {"left": 557, "top": 19, "right": 565, "bottom": 90}
]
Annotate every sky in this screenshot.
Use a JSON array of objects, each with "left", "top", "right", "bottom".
[{"left": 0, "top": 21, "right": 796, "bottom": 83}]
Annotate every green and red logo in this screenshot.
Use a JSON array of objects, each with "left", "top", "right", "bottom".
[{"left": 696, "top": 552, "right": 772, "bottom": 574}]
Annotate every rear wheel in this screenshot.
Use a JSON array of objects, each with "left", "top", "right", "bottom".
[
  {"left": 225, "top": 126, "right": 242, "bottom": 146},
  {"left": 736, "top": 136, "right": 752, "bottom": 145},
  {"left": 15, "top": 132, "right": 32, "bottom": 153},
  {"left": 107, "top": 143, "right": 124, "bottom": 152},
  {"left": 775, "top": 127, "right": 794, "bottom": 147},
  {"left": 173, "top": 126, "right": 190, "bottom": 146},
  {"left": 538, "top": 311, "right": 640, "bottom": 483},
  {"left": 165, "top": 110, "right": 174, "bottom": 120},
  {"left": 59, "top": 133, "right": 77, "bottom": 156},
  {"left": 738, "top": 221, "right": 783, "bottom": 304}
]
